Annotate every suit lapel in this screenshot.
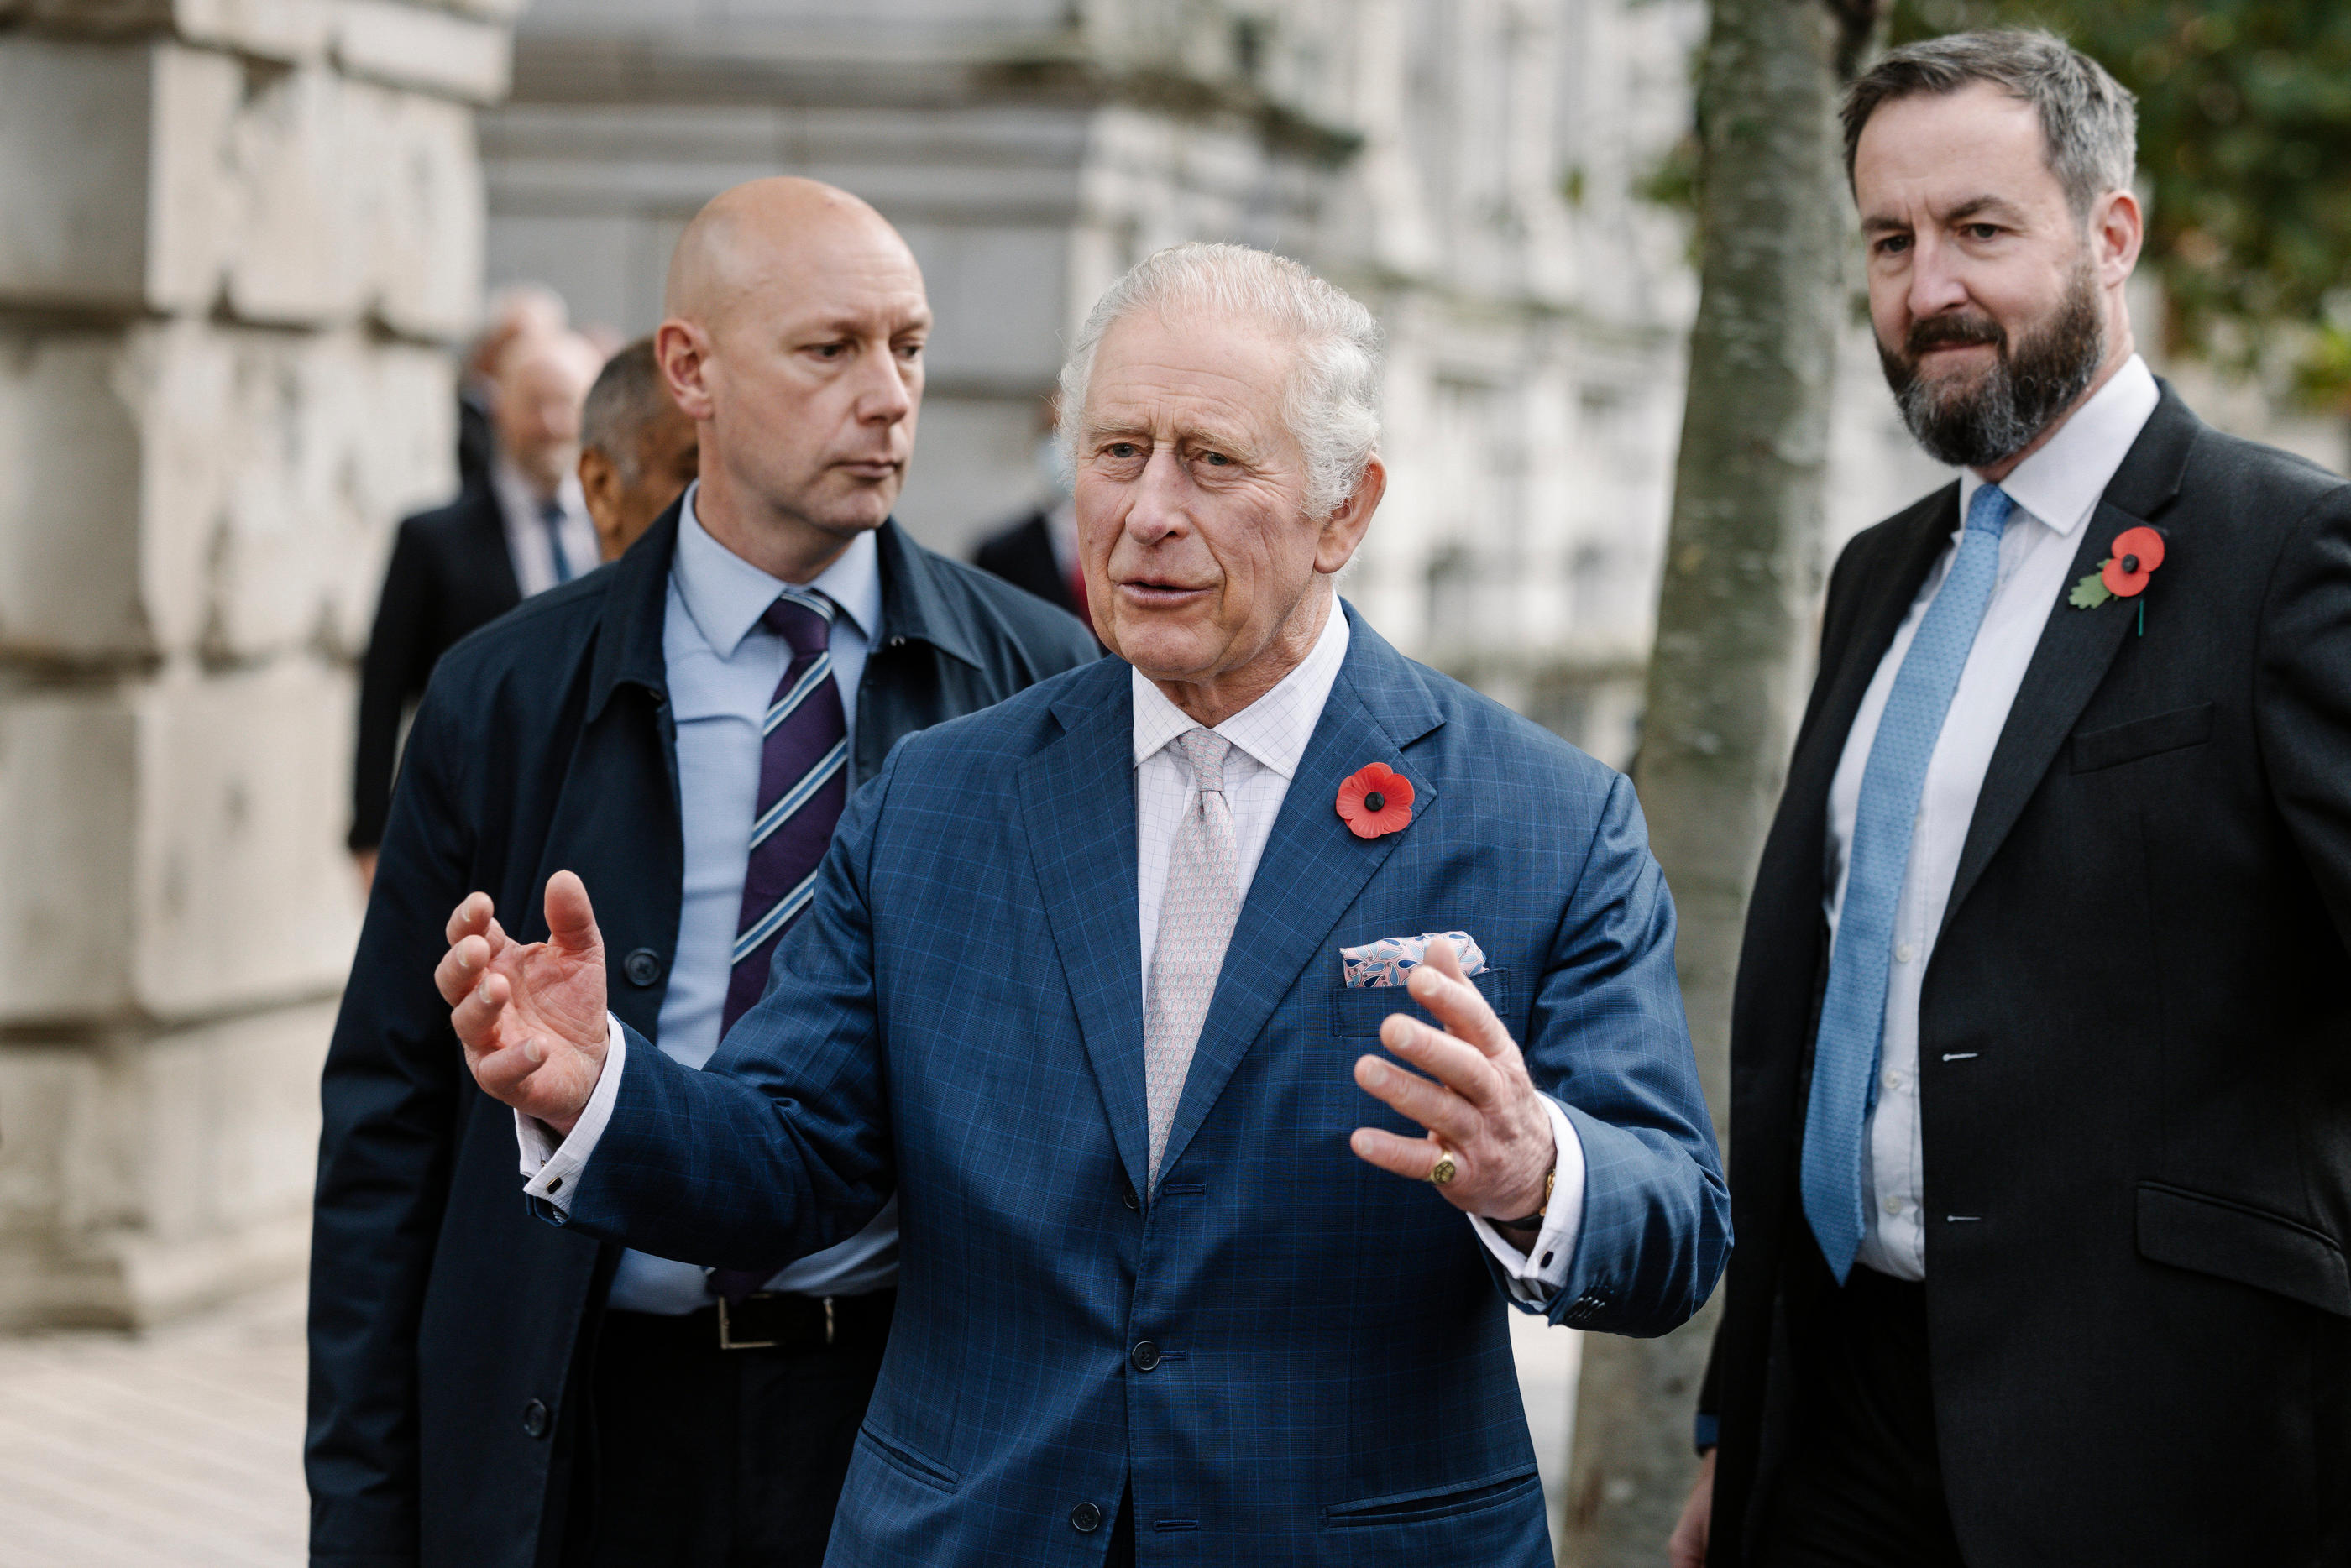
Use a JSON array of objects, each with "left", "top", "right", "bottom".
[
  {"left": 1155, "top": 609, "right": 1445, "bottom": 1185},
  {"left": 1942, "top": 391, "right": 2199, "bottom": 932},
  {"left": 1019, "top": 662, "right": 1150, "bottom": 1196}
]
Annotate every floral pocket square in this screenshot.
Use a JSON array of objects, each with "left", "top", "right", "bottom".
[{"left": 1340, "top": 931, "right": 1488, "bottom": 989}]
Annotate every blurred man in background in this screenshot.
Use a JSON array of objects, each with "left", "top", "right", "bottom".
[
  {"left": 970, "top": 395, "right": 1089, "bottom": 627},
  {"left": 459, "top": 284, "right": 571, "bottom": 497},
  {"left": 349, "top": 331, "right": 605, "bottom": 885},
  {"left": 309, "top": 177, "right": 1097, "bottom": 1568},
  {"left": 579, "top": 336, "right": 700, "bottom": 562}
]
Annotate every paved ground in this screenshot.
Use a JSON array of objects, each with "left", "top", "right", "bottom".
[{"left": 0, "top": 1283, "right": 1579, "bottom": 1566}]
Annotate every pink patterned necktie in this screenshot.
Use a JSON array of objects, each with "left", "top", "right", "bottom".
[{"left": 1143, "top": 728, "right": 1242, "bottom": 1191}]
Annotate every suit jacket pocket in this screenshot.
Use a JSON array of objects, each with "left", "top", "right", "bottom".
[
  {"left": 1322, "top": 1466, "right": 1541, "bottom": 1528},
  {"left": 1329, "top": 968, "right": 1514, "bottom": 1037},
  {"left": 2135, "top": 1181, "right": 2351, "bottom": 1317},
  {"left": 856, "top": 1421, "right": 961, "bottom": 1492},
  {"left": 2071, "top": 702, "right": 2214, "bottom": 772}
]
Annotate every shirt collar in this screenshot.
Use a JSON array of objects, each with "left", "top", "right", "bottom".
[
  {"left": 1960, "top": 353, "right": 2160, "bottom": 539},
  {"left": 673, "top": 481, "right": 882, "bottom": 657},
  {"left": 1130, "top": 591, "right": 1353, "bottom": 780},
  {"left": 491, "top": 453, "right": 584, "bottom": 527}
]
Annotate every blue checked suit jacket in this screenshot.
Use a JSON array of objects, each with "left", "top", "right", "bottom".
[{"left": 556, "top": 604, "right": 1730, "bottom": 1565}]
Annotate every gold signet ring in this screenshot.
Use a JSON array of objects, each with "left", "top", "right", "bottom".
[{"left": 1427, "top": 1151, "right": 1458, "bottom": 1186}]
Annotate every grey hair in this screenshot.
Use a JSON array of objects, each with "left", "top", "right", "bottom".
[
  {"left": 579, "top": 337, "right": 671, "bottom": 483},
  {"left": 1843, "top": 29, "right": 2138, "bottom": 219},
  {"left": 1057, "top": 243, "right": 1385, "bottom": 519}
]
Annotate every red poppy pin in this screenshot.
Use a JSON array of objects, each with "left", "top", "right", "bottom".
[
  {"left": 2068, "top": 525, "right": 2166, "bottom": 617},
  {"left": 1336, "top": 763, "right": 1414, "bottom": 839}
]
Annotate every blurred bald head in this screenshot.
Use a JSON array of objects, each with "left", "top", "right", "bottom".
[{"left": 655, "top": 177, "right": 931, "bottom": 583}]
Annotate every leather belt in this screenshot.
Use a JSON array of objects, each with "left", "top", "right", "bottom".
[{"left": 716, "top": 1288, "right": 894, "bottom": 1353}]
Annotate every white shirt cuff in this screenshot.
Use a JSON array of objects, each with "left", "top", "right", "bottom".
[
  {"left": 514, "top": 1013, "right": 628, "bottom": 1213},
  {"left": 1469, "top": 1094, "right": 1587, "bottom": 1305}
]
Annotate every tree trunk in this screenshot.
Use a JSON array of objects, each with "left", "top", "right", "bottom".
[{"left": 1557, "top": 0, "right": 1865, "bottom": 1560}]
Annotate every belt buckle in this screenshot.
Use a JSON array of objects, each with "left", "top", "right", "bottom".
[{"left": 717, "top": 1294, "right": 778, "bottom": 1351}]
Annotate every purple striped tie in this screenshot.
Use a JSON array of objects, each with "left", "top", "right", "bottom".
[{"left": 721, "top": 590, "right": 849, "bottom": 1037}]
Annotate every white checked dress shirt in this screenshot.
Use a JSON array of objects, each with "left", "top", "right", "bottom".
[
  {"left": 526, "top": 593, "right": 1587, "bottom": 1299},
  {"left": 1827, "top": 355, "right": 2160, "bottom": 1280}
]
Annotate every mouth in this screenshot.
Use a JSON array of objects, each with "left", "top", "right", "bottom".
[
  {"left": 1116, "top": 578, "right": 1212, "bottom": 609},
  {"left": 835, "top": 458, "right": 900, "bottom": 481}
]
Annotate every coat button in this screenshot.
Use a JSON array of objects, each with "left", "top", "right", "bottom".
[
  {"left": 521, "top": 1398, "right": 551, "bottom": 1439},
  {"left": 1121, "top": 1179, "right": 1139, "bottom": 1212},
  {"left": 1130, "top": 1341, "right": 1161, "bottom": 1372},
  {"left": 622, "top": 949, "right": 663, "bottom": 987},
  {"left": 1070, "top": 1502, "right": 1102, "bottom": 1533}
]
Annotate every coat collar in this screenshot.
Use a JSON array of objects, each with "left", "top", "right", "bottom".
[
  {"left": 585, "top": 502, "right": 981, "bottom": 723},
  {"left": 1021, "top": 603, "right": 1448, "bottom": 1197}
]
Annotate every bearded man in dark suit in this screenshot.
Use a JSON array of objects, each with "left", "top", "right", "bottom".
[{"left": 1672, "top": 29, "right": 2351, "bottom": 1568}]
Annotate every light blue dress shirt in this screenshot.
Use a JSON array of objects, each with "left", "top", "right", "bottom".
[{"left": 606, "top": 484, "right": 899, "bottom": 1314}]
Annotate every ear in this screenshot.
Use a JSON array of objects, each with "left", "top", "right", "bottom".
[
  {"left": 1313, "top": 455, "right": 1385, "bottom": 575},
  {"left": 2091, "top": 186, "right": 2144, "bottom": 286},
  {"left": 656, "top": 319, "right": 717, "bottom": 424},
  {"left": 578, "top": 448, "right": 622, "bottom": 541}
]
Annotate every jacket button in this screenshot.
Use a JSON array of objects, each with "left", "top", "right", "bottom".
[
  {"left": 1121, "top": 1179, "right": 1139, "bottom": 1211},
  {"left": 622, "top": 948, "right": 663, "bottom": 987},
  {"left": 1130, "top": 1341, "right": 1161, "bottom": 1372},
  {"left": 521, "top": 1398, "right": 551, "bottom": 1439},
  {"left": 1070, "top": 1502, "right": 1102, "bottom": 1533}
]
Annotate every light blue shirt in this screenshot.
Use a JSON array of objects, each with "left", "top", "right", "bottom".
[{"left": 605, "top": 484, "right": 898, "bottom": 1314}]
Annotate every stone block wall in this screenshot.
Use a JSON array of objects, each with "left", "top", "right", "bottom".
[{"left": 0, "top": 0, "right": 520, "bottom": 1329}]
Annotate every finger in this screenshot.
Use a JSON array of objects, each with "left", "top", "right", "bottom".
[
  {"left": 451, "top": 967, "right": 514, "bottom": 1062},
  {"left": 1406, "top": 944, "right": 1511, "bottom": 1058},
  {"left": 1353, "top": 1054, "right": 1480, "bottom": 1146},
  {"left": 472, "top": 1031, "right": 553, "bottom": 1102},
  {"left": 1348, "top": 1126, "right": 1452, "bottom": 1183},
  {"left": 444, "top": 891, "right": 495, "bottom": 949},
  {"left": 1380, "top": 1013, "right": 1504, "bottom": 1110},
  {"left": 435, "top": 932, "right": 494, "bottom": 1006},
  {"left": 542, "top": 870, "right": 604, "bottom": 958}
]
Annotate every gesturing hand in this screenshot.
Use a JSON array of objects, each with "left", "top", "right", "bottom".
[
  {"left": 1348, "top": 938, "right": 1556, "bottom": 1228},
  {"left": 434, "top": 870, "right": 611, "bottom": 1136}
]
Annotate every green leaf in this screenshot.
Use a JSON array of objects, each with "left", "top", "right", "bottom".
[{"left": 2069, "top": 568, "right": 2115, "bottom": 609}]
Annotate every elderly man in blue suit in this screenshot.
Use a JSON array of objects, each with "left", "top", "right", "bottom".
[{"left": 437, "top": 243, "right": 1730, "bottom": 1565}]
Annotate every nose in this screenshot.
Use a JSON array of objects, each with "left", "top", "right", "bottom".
[
  {"left": 1123, "top": 446, "right": 1192, "bottom": 545},
  {"left": 1904, "top": 232, "right": 1971, "bottom": 325},
  {"left": 853, "top": 343, "right": 916, "bottom": 425}
]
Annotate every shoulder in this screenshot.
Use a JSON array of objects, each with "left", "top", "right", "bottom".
[
  {"left": 424, "top": 562, "right": 615, "bottom": 698},
  {"left": 397, "top": 487, "right": 500, "bottom": 546},
  {"left": 887, "top": 526, "right": 1100, "bottom": 675},
  {"left": 2178, "top": 421, "right": 2351, "bottom": 525},
  {"left": 1388, "top": 654, "right": 1628, "bottom": 809},
  {"left": 1834, "top": 483, "right": 1953, "bottom": 586}
]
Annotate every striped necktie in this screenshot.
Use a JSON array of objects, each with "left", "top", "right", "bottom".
[
  {"left": 720, "top": 588, "right": 850, "bottom": 1035},
  {"left": 1802, "top": 483, "right": 2014, "bottom": 1283}
]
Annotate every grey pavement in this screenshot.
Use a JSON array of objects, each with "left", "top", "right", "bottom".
[{"left": 0, "top": 1281, "right": 1580, "bottom": 1565}]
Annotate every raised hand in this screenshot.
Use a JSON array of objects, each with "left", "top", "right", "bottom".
[
  {"left": 434, "top": 870, "right": 611, "bottom": 1135},
  {"left": 1348, "top": 938, "right": 1557, "bottom": 1228}
]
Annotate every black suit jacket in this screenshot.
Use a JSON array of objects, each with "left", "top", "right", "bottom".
[
  {"left": 1704, "top": 387, "right": 2351, "bottom": 1566},
  {"left": 306, "top": 504, "right": 1099, "bottom": 1568},
  {"left": 350, "top": 487, "right": 521, "bottom": 850},
  {"left": 971, "top": 507, "right": 1082, "bottom": 617}
]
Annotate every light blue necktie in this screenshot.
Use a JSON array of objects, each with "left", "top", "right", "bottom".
[
  {"left": 540, "top": 497, "right": 573, "bottom": 585},
  {"left": 1802, "top": 483, "right": 2013, "bottom": 1283}
]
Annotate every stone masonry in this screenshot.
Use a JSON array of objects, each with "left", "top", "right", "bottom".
[{"left": 0, "top": 0, "right": 523, "bottom": 1329}]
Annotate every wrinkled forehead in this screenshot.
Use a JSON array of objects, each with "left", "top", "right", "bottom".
[
  {"left": 1081, "top": 308, "right": 1300, "bottom": 440},
  {"left": 1854, "top": 83, "right": 2067, "bottom": 220}
]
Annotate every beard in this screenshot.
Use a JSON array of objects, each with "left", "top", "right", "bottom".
[{"left": 1879, "top": 264, "right": 2106, "bottom": 469}]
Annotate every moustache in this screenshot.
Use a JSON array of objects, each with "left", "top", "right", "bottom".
[{"left": 1903, "top": 314, "right": 2006, "bottom": 359}]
